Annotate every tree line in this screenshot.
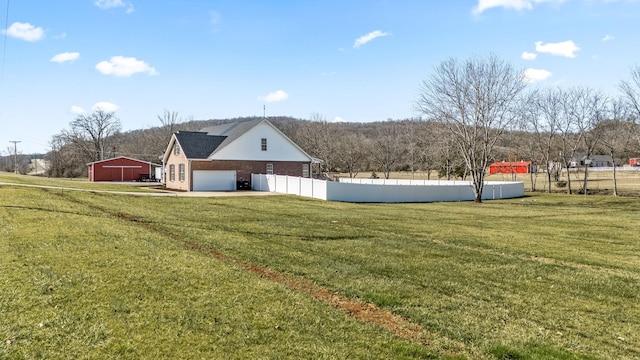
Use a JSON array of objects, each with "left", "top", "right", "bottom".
[{"left": 5, "top": 55, "right": 640, "bottom": 202}]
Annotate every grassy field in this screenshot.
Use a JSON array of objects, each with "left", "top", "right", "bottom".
[
  {"left": 0, "top": 172, "right": 164, "bottom": 193},
  {"left": 1, "top": 173, "right": 638, "bottom": 359}
]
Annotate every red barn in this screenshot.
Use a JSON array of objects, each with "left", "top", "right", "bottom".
[
  {"left": 489, "top": 161, "right": 532, "bottom": 174},
  {"left": 88, "top": 156, "right": 160, "bottom": 182}
]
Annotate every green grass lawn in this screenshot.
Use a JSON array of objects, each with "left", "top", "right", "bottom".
[
  {"left": 0, "top": 172, "right": 163, "bottom": 193},
  {"left": 1, "top": 174, "right": 638, "bottom": 359}
]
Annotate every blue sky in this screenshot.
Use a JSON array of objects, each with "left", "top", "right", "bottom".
[{"left": 1, "top": 0, "right": 639, "bottom": 154}]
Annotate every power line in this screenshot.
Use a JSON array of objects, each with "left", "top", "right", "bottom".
[{"left": 9, "top": 139, "right": 20, "bottom": 173}]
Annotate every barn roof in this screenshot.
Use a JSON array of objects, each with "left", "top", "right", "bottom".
[
  {"left": 87, "top": 156, "right": 161, "bottom": 167},
  {"left": 489, "top": 161, "right": 531, "bottom": 166}
]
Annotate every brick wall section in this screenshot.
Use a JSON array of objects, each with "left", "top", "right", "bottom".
[{"left": 191, "top": 160, "right": 310, "bottom": 183}]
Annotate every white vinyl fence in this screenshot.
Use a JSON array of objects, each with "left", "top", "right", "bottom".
[{"left": 251, "top": 174, "right": 525, "bottom": 203}]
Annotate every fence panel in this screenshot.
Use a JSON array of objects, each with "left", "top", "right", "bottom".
[{"left": 253, "top": 174, "right": 524, "bottom": 203}]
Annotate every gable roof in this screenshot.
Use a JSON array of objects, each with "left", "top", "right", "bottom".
[
  {"left": 173, "top": 131, "right": 226, "bottom": 159},
  {"left": 87, "top": 156, "right": 161, "bottom": 167},
  {"left": 169, "top": 119, "right": 262, "bottom": 160},
  {"left": 164, "top": 118, "right": 312, "bottom": 162},
  {"left": 199, "top": 119, "right": 263, "bottom": 155}
]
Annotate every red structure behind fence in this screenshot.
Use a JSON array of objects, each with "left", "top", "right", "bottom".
[{"left": 489, "top": 161, "right": 532, "bottom": 174}]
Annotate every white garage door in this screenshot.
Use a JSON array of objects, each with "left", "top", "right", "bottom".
[{"left": 192, "top": 170, "right": 237, "bottom": 191}]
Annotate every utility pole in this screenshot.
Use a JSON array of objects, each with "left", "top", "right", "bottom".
[{"left": 9, "top": 141, "right": 21, "bottom": 174}]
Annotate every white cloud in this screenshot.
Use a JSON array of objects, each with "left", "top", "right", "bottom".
[
  {"left": 70, "top": 106, "right": 85, "bottom": 115},
  {"left": 92, "top": 101, "right": 119, "bottom": 112},
  {"left": 95, "top": 0, "right": 134, "bottom": 13},
  {"left": 95, "top": 56, "right": 158, "bottom": 77},
  {"left": 332, "top": 116, "right": 345, "bottom": 123},
  {"left": 3, "top": 22, "right": 44, "bottom": 42},
  {"left": 473, "top": 0, "right": 567, "bottom": 15},
  {"left": 259, "top": 90, "right": 289, "bottom": 103},
  {"left": 95, "top": 0, "right": 123, "bottom": 8},
  {"left": 535, "top": 40, "right": 580, "bottom": 58},
  {"left": 353, "top": 30, "right": 390, "bottom": 48},
  {"left": 50, "top": 52, "right": 80, "bottom": 64},
  {"left": 210, "top": 11, "right": 221, "bottom": 26},
  {"left": 602, "top": 34, "right": 615, "bottom": 42},
  {"left": 521, "top": 51, "right": 537, "bottom": 60},
  {"left": 523, "top": 68, "right": 552, "bottom": 83}
]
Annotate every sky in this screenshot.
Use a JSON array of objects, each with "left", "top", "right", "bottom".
[{"left": 1, "top": 0, "right": 639, "bottom": 154}]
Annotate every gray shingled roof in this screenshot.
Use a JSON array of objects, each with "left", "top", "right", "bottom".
[
  {"left": 174, "top": 131, "right": 226, "bottom": 159},
  {"left": 173, "top": 119, "right": 263, "bottom": 159}
]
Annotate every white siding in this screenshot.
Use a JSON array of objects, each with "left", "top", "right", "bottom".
[{"left": 210, "top": 122, "right": 310, "bottom": 162}]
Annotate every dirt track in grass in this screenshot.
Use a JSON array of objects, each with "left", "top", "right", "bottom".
[
  {"left": 130, "top": 214, "right": 462, "bottom": 353},
  {"left": 58, "top": 193, "right": 459, "bottom": 354},
  {"left": 183, "top": 240, "right": 434, "bottom": 346}
]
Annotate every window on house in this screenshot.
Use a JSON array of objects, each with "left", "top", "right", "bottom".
[
  {"left": 261, "top": 138, "right": 267, "bottom": 151},
  {"left": 302, "top": 164, "right": 310, "bottom": 178},
  {"left": 174, "top": 144, "right": 180, "bottom": 156},
  {"left": 169, "top": 164, "right": 175, "bottom": 181},
  {"left": 266, "top": 163, "right": 273, "bottom": 174},
  {"left": 179, "top": 164, "right": 185, "bottom": 181}
]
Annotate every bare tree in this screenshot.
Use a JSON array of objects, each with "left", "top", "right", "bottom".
[
  {"left": 427, "top": 123, "right": 460, "bottom": 180},
  {"left": 566, "top": 87, "right": 608, "bottom": 194},
  {"left": 620, "top": 65, "right": 640, "bottom": 150},
  {"left": 294, "top": 114, "right": 337, "bottom": 175},
  {"left": 620, "top": 65, "right": 640, "bottom": 118},
  {"left": 335, "top": 133, "right": 369, "bottom": 178},
  {"left": 62, "top": 109, "right": 122, "bottom": 162},
  {"left": 555, "top": 88, "right": 591, "bottom": 195},
  {"left": 401, "top": 120, "right": 423, "bottom": 179},
  {"left": 597, "top": 99, "right": 636, "bottom": 196},
  {"left": 154, "top": 110, "right": 184, "bottom": 157},
  {"left": 158, "top": 109, "right": 181, "bottom": 135},
  {"left": 525, "top": 89, "right": 564, "bottom": 192},
  {"left": 416, "top": 54, "right": 526, "bottom": 202},
  {"left": 414, "top": 121, "right": 441, "bottom": 179},
  {"left": 1, "top": 148, "right": 15, "bottom": 172},
  {"left": 370, "top": 121, "right": 405, "bottom": 179},
  {"left": 46, "top": 134, "right": 86, "bottom": 177}
]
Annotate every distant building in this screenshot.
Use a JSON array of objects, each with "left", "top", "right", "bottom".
[
  {"left": 88, "top": 156, "right": 161, "bottom": 182},
  {"left": 570, "top": 154, "right": 613, "bottom": 168}
]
